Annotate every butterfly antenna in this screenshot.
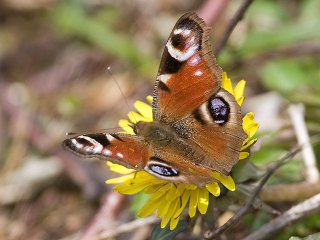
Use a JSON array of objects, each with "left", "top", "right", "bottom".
[
  {"left": 66, "top": 132, "right": 77, "bottom": 136},
  {"left": 106, "top": 66, "right": 137, "bottom": 123},
  {"left": 65, "top": 127, "right": 124, "bottom": 137}
]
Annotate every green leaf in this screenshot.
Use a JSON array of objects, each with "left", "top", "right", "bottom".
[
  {"left": 260, "top": 59, "right": 308, "bottom": 93},
  {"left": 247, "top": 0, "right": 289, "bottom": 21},
  {"left": 150, "top": 220, "right": 188, "bottom": 240},
  {"left": 240, "top": 20, "right": 320, "bottom": 57},
  {"left": 301, "top": 0, "right": 320, "bottom": 21},
  {"left": 250, "top": 145, "right": 284, "bottom": 166},
  {"left": 275, "top": 159, "right": 304, "bottom": 183},
  {"left": 260, "top": 59, "right": 320, "bottom": 105}
]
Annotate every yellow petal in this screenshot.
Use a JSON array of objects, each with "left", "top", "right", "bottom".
[
  {"left": 148, "top": 184, "right": 171, "bottom": 201},
  {"left": 127, "top": 111, "right": 146, "bottom": 123},
  {"left": 236, "top": 96, "right": 244, "bottom": 106},
  {"left": 221, "top": 72, "right": 234, "bottom": 95},
  {"left": 212, "top": 172, "right": 236, "bottom": 191},
  {"left": 134, "top": 100, "right": 153, "bottom": 120},
  {"left": 198, "top": 187, "right": 209, "bottom": 214},
  {"left": 113, "top": 174, "right": 161, "bottom": 194},
  {"left": 242, "top": 112, "right": 259, "bottom": 139},
  {"left": 134, "top": 171, "right": 166, "bottom": 185},
  {"left": 138, "top": 197, "right": 161, "bottom": 217},
  {"left": 170, "top": 215, "right": 180, "bottom": 230},
  {"left": 144, "top": 184, "right": 163, "bottom": 194},
  {"left": 106, "top": 162, "right": 134, "bottom": 174},
  {"left": 185, "top": 184, "right": 197, "bottom": 190},
  {"left": 173, "top": 190, "right": 191, "bottom": 218},
  {"left": 205, "top": 182, "right": 220, "bottom": 196},
  {"left": 241, "top": 138, "right": 257, "bottom": 151},
  {"left": 167, "top": 197, "right": 180, "bottom": 219},
  {"left": 114, "top": 182, "right": 147, "bottom": 194},
  {"left": 234, "top": 80, "right": 246, "bottom": 106},
  {"left": 106, "top": 174, "right": 135, "bottom": 184},
  {"left": 146, "top": 96, "right": 153, "bottom": 104},
  {"left": 161, "top": 197, "right": 179, "bottom": 228},
  {"left": 118, "top": 119, "right": 134, "bottom": 134},
  {"left": 165, "top": 184, "right": 179, "bottom": 201},
  {"left": 157, "top": 198, "right": 171, "bottom": 217},
  {"left": 239, "top": 152, "right": 250, "bottom": 160},
  {"left": 188, "top": 188, "right": 199, "bottom": 218},
  {"left": 223, "top": 178, "right": 235, "bottom": 191},
  {"left": 175, "top": 183, "right": 187, "bottom": 196},
  {"left": 161, "top": 215, "right": 170, "bottom": 229}
]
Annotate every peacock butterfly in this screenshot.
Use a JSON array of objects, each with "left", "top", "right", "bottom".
[{"left": 63, "top": 12, "right": 247, "bottom": 187}]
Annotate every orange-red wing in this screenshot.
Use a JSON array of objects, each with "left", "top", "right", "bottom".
[
  {"left": 63, "top": 133, "right": 151, "bottom": 170},
  {"left": 184, "top": 89, "right": 247, "bottom": 174},
  {"left": 152, "top": 12, "right": 222, "bottom": 122}
]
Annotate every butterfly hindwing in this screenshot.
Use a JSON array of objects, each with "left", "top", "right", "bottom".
[
  {"left": 63, "top": 133, "right": 151, "bottom": 170},
  {"left": 152, "top": 12, "right": 222, "bottom": 122},
  {"left": 187, "top": 89, "right": 247, "bottom": 174}
]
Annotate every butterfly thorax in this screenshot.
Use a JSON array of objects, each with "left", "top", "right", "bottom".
[
  {"left": 134, "top": 121, "right": 175, "bottom": 147},
  {"left": 135, "top": 120, "right": 207, "bottom": 164}
]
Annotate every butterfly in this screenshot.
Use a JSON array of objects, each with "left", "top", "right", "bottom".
[{"left": 63, "top": 12, "right": 247, "bottom": 187}]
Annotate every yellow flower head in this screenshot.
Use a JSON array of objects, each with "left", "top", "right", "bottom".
[{"left": 106, "top": 72, "right": 259, "bottom": 230}]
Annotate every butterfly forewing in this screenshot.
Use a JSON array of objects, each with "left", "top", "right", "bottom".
[
  {"left": 63, "top": 133, "right": 151, "bottom": 170},
  {"left": 152, "top": 12, "right": 222, "bottom": 122}
]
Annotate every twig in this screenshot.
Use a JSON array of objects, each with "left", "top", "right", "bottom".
[
  {"left": 80, "top": 192, "right": 126, "bottom": 240},
  {"left": 214, "top": 0, "right": 254, "bottom": 57},
  {"left": 260, "top": 181, "right": 320, "bottom": 202},
  {"left": 198, "top": 0, "right": 230, "bottom": 27},
  {"left": 99, "top": 216, "right": 158, "bottom": 239},
  {"left": 288, "top": 104, "right": 319, "bottom": 183},
  {"left": 243, "top": 192, "right": 320, "bottom": 240},
  {"left": 204, "top": 145, "right": 302, "bottom": 239}
]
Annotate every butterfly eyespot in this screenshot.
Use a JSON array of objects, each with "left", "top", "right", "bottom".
[
  {"left": 149, "top": 164, "right": 179, "bottom": 177},
  {"left": 208, "top": 97, "right": 230, "bottom": 125},
  {"left": 171, "top": 33, "right": 185, "bottom": 50}
]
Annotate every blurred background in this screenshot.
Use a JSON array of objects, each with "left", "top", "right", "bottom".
[{"left": 0, "top": 0, "right": 319, "bottom": 239}]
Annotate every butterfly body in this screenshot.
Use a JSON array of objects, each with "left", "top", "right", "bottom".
[
  {"left": 134, "top": 120, "right": 215, "bottom": 185},
  {"left": 63, "top": 12, "right": 247, "bottom": 187}
]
